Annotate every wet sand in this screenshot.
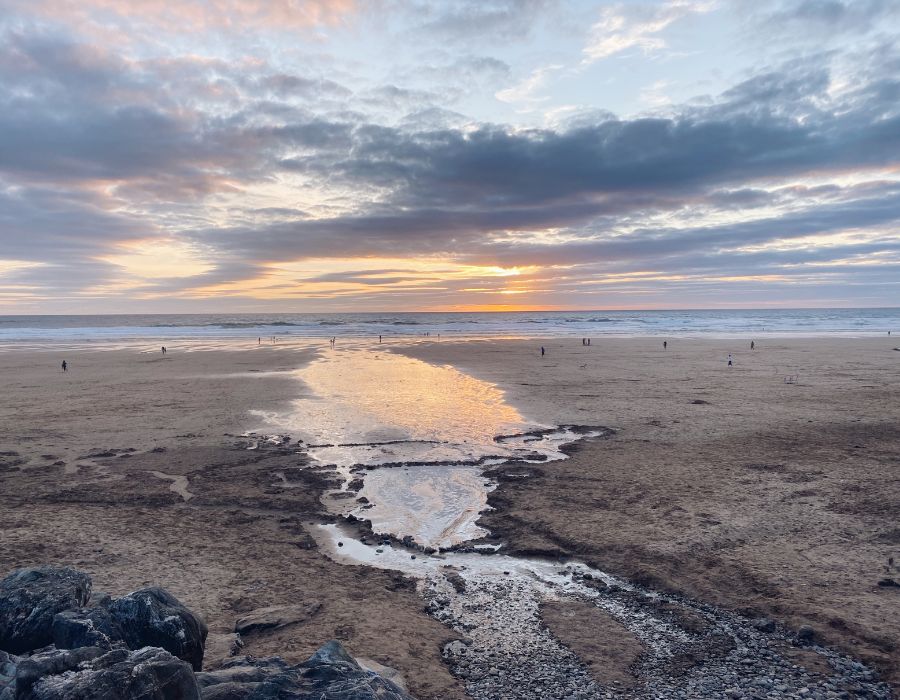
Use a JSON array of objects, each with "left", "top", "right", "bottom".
[
  {"left": 1, "top": 337, "right": 898, "bottom": 695},
  {"left": 398, "top": 337, "right": 900, "bottom": 690},
  {"left": 0, "top": 346, "right": 467, "bottom": 700}
]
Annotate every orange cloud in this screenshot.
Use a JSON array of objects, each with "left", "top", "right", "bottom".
[{"left": 14, "top": 0, "right": 358, "bottom": 33}]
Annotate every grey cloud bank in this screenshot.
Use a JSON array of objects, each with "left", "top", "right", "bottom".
[{"left": 0, "top": 0, "right": 898, "bottom": 311}]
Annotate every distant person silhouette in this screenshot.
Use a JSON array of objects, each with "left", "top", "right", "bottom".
[
  {"left": 541, "top": 346, "right": 545, "bottom": 356},
  {"left": 727, "top": 354, "right": 733, "bottom": 366},
  {"left": 379, "top": 335, "right": 382, "bottom": 343},
  {"left": 751, "top": 340, "right": 755, "bottom": 350},
  {"left": 61, "top": 360, "right": 67, "bottom": 372},
  {"left": 663, "top": 340, "right": 667, "bottom": 349},
  {"left": 161, "top": 346, "right": 166, "bottom": 354}
]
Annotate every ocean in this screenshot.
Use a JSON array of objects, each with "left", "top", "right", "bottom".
[{"left": 0, "top": 309, "right": 897, "bottom": 345}]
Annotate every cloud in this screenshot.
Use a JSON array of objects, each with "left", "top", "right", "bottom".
[
  {"left": 583, "top": 1, "right": 716, "bottom": 64},
  {"left": 756, "top": 0, "right": 900, "bottom": 36},
  {"left": 406, "top": 0, "right": 556, "bottom": 42},
  {"left": 6, "top": 0, "right": 359, "bottom": 34},
  {"left": 495, "top": 64, "right": 563, "bottom": 104},
  {"left": 0, "top": 1, "right": 898, "bottom": 309}
]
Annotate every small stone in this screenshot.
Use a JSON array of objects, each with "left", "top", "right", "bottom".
[
  {"left": 794, "top": 625, "right": 816, "bottom": 646},
  {"left": 753, "top": 618, "right": 776, "bottom": 633}
]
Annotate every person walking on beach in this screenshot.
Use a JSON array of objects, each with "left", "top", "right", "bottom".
[
  {"left": 61, "top": 360, "right": 67, "bottom": 372},
  {"left": 663, "top": 340, "right": 667, "bottom": 350},
  {"left": 379, "top": 335, "right": 382, "bottom": 343},
  {"left": 727, "top": 354, "right": 733, "bottom": 366},
  {"left": 750, "top": 340, "right": 755, "bottom": 350},
  {"left": 161, "top": 346, "right": 166, "bottom": 355},
  {"left": 541, "top": 346, "right": 545, "bottom": 356}
]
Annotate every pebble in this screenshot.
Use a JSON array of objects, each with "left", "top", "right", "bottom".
[{"left": 423, "top": 566, "right": 892, "bottom": 700}]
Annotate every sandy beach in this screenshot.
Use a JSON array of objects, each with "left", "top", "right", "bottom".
[
  {"left": 1, "top": 337, "right": 898, "bottom": 696},
  {"left": 0, "top": 346, "right": 467, "bottom": 699},
  {"left": 398, "top": 337, "right": 900, "bottom": 690}
]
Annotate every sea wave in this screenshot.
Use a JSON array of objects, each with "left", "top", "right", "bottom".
[{"left": 147, "top": 321, "right": 304, "bottom": 329}]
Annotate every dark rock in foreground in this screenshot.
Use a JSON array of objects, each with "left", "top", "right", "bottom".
[
  {"left": 0, "top": 566, "right": 415, "bottom": 699},
  {"left": 1, "top": 651, "right": 17, "bottom": 700},
  {"left": 0, "top": 568, "right": 91, "bottom": 655},
  {"left": 197, "top": 641, "right": 413, "bottom": 699},
  {"left": 52, "top": 588, "right": 207, "bottom": 671},
  {"left": 108, "top": 587, "right": 208, "bottom": 671},
  {"left": 51, "top": 586, "right": 207, "bottom": 670},
  {"left": 16, "top": 646, "right": 199, "bottom": 699},
  {"left": 51, "top": 604, "right": 122, "bottom": 651}
]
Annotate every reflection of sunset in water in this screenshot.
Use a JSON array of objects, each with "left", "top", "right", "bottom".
[
  {"left": 251, "top": 347, "right": 594, "bottom": 549},
  {"left": 292, "top": 349, "right": 527, "bottom": 450}
]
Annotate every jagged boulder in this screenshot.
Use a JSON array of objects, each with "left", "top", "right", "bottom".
[
  {"left": 51, "top": 587, "right": 206, "bottom": 670},
  {"left": 196, "top": 641, "right": 414, "bottom": 699},
  {"left": 0, "top": 566, "right": 412, "bottom": 699},
  {"left": 15, "top": 646, "right": 200, "bottom": 699},
  {"left": 51, "top": 603, "right": 124, "bottom": 651},
  {"left": 106, "top": 587, "right": 208, "bottom": 671},
  {"left": 0, "top": 568, "right": 91, "bottom": 654}
]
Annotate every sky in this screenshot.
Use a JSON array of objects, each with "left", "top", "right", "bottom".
[{"left": 0, "top": 0, "right": 898, "bottom": 313}]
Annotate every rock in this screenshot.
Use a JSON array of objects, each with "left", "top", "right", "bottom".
[
  {"left": 794, "top": 625, "right": 816, "bottom": 646},
  {"left": 50, "top": 586, "right": 207, "bottom": 671},
  {"left": 197, "top": 641, "right": 414, "bottom": 699},
  {"left": 13, "top": 646, "right": 106, "bottom": 695},
  {"left": 443, "top": 640, "right": 470, "bottom": 657},
  {"left": 18, "top": 646, "right": 200, "bottom": 699},
  {"left": 1, "top": 651, "right": 17, "bottom": 700},
  {"left": 753, "top": 618, "right": 776, "bottom": 633},
  {"left": 200, "top": 683, "right": 259, "bottom": 699},
  {"left": 196, "top": 656, "right": 290, "bottom": 689},
  {"left": 445, "top": 572, "right": 467, "bottom": 594},
  {"left": 0, "top": 567, "right": 92, "bottom": 654},
  {"left": 355, "top": 657, "right": 409, "bottom": 693},
  {"left": 51, "top": 604, "right": 124, "bottom": 650},
  {"left": 107, "top": 587, "right": 208, "bottom": 671},
  {"left": 234, "top": 603, "right": 322, "bottom": 636}
]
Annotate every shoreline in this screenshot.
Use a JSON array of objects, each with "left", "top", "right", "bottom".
[{"left": 0, "top": 329, "right": 897, "bottom": 348}]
